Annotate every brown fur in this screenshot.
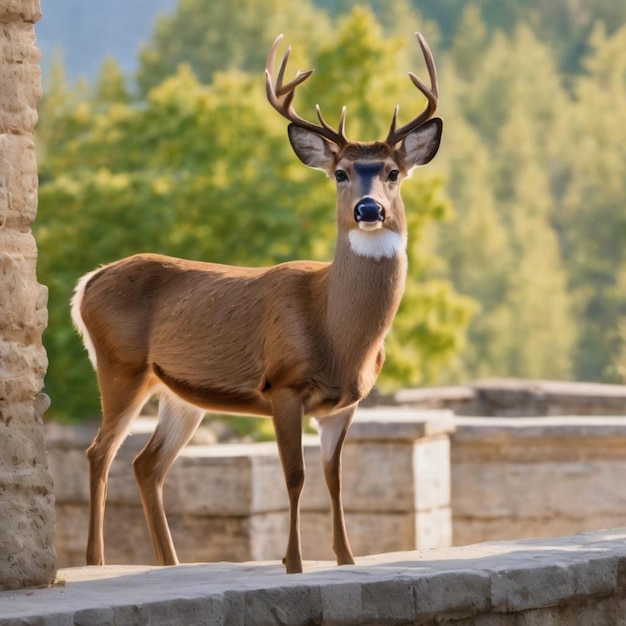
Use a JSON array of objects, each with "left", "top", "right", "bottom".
[{"left": 81, "top": 244, "right": 405, "bottom": 417}]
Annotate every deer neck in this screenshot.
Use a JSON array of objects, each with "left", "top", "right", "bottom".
[{"left": 325, "top": 229, "right": 408, "bottom": 356}]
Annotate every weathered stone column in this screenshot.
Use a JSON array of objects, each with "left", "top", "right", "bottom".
[{"left": 0, "top": 0, "right": 56, "bottom": 590}]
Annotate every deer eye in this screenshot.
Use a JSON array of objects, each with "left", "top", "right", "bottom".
[
  {"left": 388, "top": 169, "right": 400, "bottom": 182},
  {"left": 335, "top": 169, "right": 349, "bottom": 183}
]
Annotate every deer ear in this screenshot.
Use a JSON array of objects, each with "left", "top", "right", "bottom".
[
  {"left": 399, "top": 118, "right": 443, "bottom": 169},
  {"left": 288, "top": 124, "right": 338, "bottom": 172}
]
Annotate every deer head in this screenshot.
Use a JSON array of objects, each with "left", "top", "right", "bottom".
[{"left": 266, "top": 33, "right": 443, "bottom": 259}]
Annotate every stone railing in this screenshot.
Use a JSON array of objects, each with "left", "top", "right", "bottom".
[
  {"left": 48, "top": 408, "right": 626, "bottom": 570},
  {"left": 47, "top": 409, "right": 455, "bottom": 567},
  {"left": 388, "top": 378, "right": 626, "bottom": 416}
]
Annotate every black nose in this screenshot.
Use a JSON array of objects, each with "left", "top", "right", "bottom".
[{"left": 354, "top": 198, "right": 385, "bottom": 223}]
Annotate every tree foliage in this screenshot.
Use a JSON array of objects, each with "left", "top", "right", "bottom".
[
  {"left": 136, "top": 0, "right": 329, "bottom": 93},
  {"left": 35, "top": 1, "right": 626, "bottom": 422},
  {"left": 36, "top": 7, "right": 473, "bottom": 421}
]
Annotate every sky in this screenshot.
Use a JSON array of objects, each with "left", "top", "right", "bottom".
[{"left": 36, "top": 0, "right": 177, "bottom": 82}]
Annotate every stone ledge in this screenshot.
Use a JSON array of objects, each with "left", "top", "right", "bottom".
[
  {"left": 348, "top": 408, "right": 455, "bottom": 441},
  {"left": 453, "top": 415, "right": 626, "bottom": 442},
  {"left": 2, "top": 528, "right": 626, "bottom": 625},
  {"left": 386, "top": 379, "right": 626, "bottom": 417}
]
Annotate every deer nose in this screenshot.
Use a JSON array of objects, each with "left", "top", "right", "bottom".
[{"left": 354, "top": 198, "right": 385, "bottom": 224}]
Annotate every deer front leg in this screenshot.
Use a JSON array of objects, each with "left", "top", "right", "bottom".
[
  {"left": 271, "top": 389, "right": 305, "bottom": 574},
  {"left": 317, "top": 407, "right": 356, "bottom": 566}
]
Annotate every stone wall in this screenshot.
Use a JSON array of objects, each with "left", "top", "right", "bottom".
[
  {"left": 47, "top": 410, "right": 455, "bottom": 567},
  {"left": 0, "top": 0, "right": 56, "bottom": 590},
  {"left": 391, "top": 378, "right": 626, "bottom": 416},
  {"left": 451, "top": 415, "right": 626, "bottom": 546},
  {"left": 48, "top": 410, "right": 626, "bottom": 569}
]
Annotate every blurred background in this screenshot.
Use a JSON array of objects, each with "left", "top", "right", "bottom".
[{"left": 34, "top": 0, "right": 626, "bottom": 425}]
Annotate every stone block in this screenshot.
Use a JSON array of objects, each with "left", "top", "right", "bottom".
[
  {"left": 452, "top": 513, "right": 626, "bottom": 547},
  {"left": 54, "top": 504, "right": 89, "bottom": 568},
  {"left": 472, "top": 378, "right": 626, "bottom": 417},
  {"left": 165, "top": 443, "right": 287, "bottom": 516},
  {"left": 359, "top": 578, "right": 416, "bottom": 623},
  {"left": 0, "top": 341, "right": 47, "bottom": 406},
  {"left": 302, "top": 510, "right": 417, "bottom": 558},
  {"left": 0, "top": 41, "right": 40, "bottom": 133},
  {"left": 300, "top": 511, "right": 334, "bottom": 560},
  {"left": 414, "top": 436, "right": 451, "bottom": 511},
  {"left": 303, "top": 507, "right": 452, "bottom": 558},
  {"left": 341, "top": 441, "right": 416, "bottom": 512},
  {"left": 0, "top": 0, "right": 42, "bottom": 22},
  {"left": 0, "top": 241, "right": 48, "bottom": 341},
  {"left": 0, "top": 134, "right": 38, "bottom": 228},
  {"left": 452, "top": 416, "right": 626, "bottom": 546},
  {"left": 47, "top": 445, "right": 90, "bottom": 503},
  {"left": 0, "top": 414, "right": 50, "bottom": 467},
  {"left": 0, "top": 478, "right": 55, "bottom": 589},
  {"left": 453, "top": 458, "right": 626, "bottom": 520},
  {"left": 55, "top": 501, "right": 290, "bottom": 568},
  {"left": 243, "top": 585, "right": 323, "bottom": 626},
  {"left": 163, "top": 510, "right": 289, "bottom": 565},
  {"left": 318, "top": 581, "right": 365, "bottom": 624},
  {"left": 348, "top": 407, "right": 455, "bottom": 441},
  {"left": 416, "top": 506, "right": 453, "bottom": 549},
  {"left": 413, "top": 569, "right": 492, "bottom": 618},
  {"left": 490, "top": 554, "right": 618, "bottom": 613}
]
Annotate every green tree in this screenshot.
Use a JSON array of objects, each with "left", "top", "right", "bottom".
[
  {"left": 36, "top": 9, "right": 473, "bottom": 420},
  {"left": 436, "top": 19, "right": 576, "bottom": 380},
  {"left": 136, "top": 0, "right": 330, "bottom": 93},
  {"left": 493, "top": 109, "right": 575, "bottom": 378},
  {"left": 416, "top": 0, "right": 626, "bottom": 74},
  {"left": 95, "top": 56, "right": 130, "bottom": 105},
  {"left": 434, "top": 117, "right": 514, "bottom": 380},
  {"left": 555, "top": 23, "right": 626, "bottom": 380}
]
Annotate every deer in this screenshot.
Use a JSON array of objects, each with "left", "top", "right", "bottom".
[{"left": 70, "top": 32, "right": 442, "bottom": 574}]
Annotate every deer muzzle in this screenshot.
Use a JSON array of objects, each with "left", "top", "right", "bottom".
[{"left": 354, "top": 198, "right": 385, "bottom": 230}]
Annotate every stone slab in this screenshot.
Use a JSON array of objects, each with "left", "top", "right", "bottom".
[
  {"left": 472, "top": 378, "right": 626, "bottom": 417},
  {"left": 3, "top": 529, "right": 626, "bottom": 625},
  {"left": 452, "top": 416, "right": 626, "bottom": 547},
  {"left": 453, "top": 415, "right": 626, "bottom": 443},
  {"left": 348, "top": 408, "right": 455, "bottom": 441}
]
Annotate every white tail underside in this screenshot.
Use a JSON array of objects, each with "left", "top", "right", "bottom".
[{"left": 71, "top": 269, "right": 101, "bottom": 369}]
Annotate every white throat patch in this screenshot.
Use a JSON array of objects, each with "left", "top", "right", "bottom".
[{"left": 348, "top": 229, "right": 407, "bottom": 260}]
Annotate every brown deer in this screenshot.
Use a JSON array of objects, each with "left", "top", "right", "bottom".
[{"left": 71, "top": 33, "right": 442, "bottom": 574}]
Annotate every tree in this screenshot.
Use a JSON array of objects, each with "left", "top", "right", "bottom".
[
  {"left": 555, "top": 23, "right": 626, "bottom": 380},
  {"left": 136, "top": 0, "right": 330, "bottom": 93},
  {"left": 435, "top": 19, "right": 576, "bottom": 380},
  {"left": 95, "top": 56, "right": 130, "bottom": 105},
  {"left": 36, "top": 9, "right": 473, "bottom": 420}
]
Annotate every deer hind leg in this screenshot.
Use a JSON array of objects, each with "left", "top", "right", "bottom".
[
  {"left": 317, "top": 406, "right": 356, "bottom": 566},
  {"left": 271, "top": 389, "right": 306, "bottom": 574},
  {"left": 133, "top": 391, "right": 204, "bottom": 566},
  {"left": 86, "top": 368, "right": 152, "bottom": 566}
]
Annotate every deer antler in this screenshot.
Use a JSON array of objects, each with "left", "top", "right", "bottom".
[
  {"left": 385, "top": 32, "right": 439, "bottom": 146},
  {"left": 265, "top": 34, "right": 348, "bottom": 146}
]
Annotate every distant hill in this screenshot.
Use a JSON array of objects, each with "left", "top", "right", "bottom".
[{"left": 36, "top": 0, "right": 177, "bottom": 83}]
